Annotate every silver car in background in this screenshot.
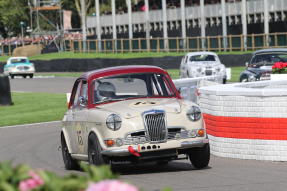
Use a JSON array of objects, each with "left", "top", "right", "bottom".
[{"left": 180, "top": 52, "right": 227, "bottom": 83}]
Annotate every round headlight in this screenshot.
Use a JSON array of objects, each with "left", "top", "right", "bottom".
[
  {"left": 106, "top": 114, "right": 122, "bottom": 131},
  {"left": 186, "top": 106, "right": 201, "bottom": 121},
  {"left": 216, "top": 66, "right": 221, "bottom": 72}
]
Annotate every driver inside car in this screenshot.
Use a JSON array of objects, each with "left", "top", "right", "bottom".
[{"left": 95, "top": 82, "right": 117, "bottom": 102}]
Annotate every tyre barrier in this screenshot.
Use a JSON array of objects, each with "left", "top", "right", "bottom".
[
  {"left": 0, "top": 75, "right": 12, "bottom": 106},
  {"left": 199, "top": 80, "right": 287, "bottom": 161}
]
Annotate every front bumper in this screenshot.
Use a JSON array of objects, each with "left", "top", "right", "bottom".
[
  {"left": 101, "top": 139, "right": 209, "bottom": 156},
  {"left": 10, "top": 70, "right": 35, "bottom": 75}
]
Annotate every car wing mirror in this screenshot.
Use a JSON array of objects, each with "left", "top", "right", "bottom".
[{"left": 79, "top": 96, "right": 87, "bottom": 107}]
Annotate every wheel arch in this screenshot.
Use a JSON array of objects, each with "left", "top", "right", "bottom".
[
  {"left": 61, "top": 129, "right": 73, "bottom": 154},
  {"left": 88, "top": 128, "right": 106, "bottom": 150}
]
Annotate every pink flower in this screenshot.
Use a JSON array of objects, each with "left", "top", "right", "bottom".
[
  {"left": 140, "top": 5, "right": 147, "bottom": 11},
  {"left": 86, "top": 180, "right": 139, "bottom": 191},
  {"left": 18, "top": 171, "right": 44, "bottom": 191},
  {"left": 19, "top": 181, "right": 30, "bottom": 191}
]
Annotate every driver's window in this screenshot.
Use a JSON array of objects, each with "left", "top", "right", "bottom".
[
  {"left": 73, "top": 81, "right": 82, "bottom": 107},
  {"left": 72, "top": 80, "right": 88, "bottom": 108}
]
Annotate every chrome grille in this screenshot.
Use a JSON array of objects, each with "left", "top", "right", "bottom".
[{"left": 143, "top": 110, "right": 167, "bottom": 143}]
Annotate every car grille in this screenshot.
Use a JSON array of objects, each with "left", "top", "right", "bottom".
[
  {"left": 143, "top": 110, "right": 167, "bottom": 143},
  {"left": 205, "top": 70, "right": 212, "bottom": 75},
  {"left": 17, "top": 66, "right": 30, "bottom": 71}
]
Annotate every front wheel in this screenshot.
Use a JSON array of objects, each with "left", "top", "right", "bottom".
[
  {"left": 88, "top": 133, "right": 108, "bottom": 166},
  {"left": 61, "top": 134, "right": 79, "bottom": 170},
  {"left": 29, "top": 74, "right": 33, "bottom": 78},
  {"left": 189, "top": 144, "right": 210, "bottom": 169},
  {"left": 10, "top": 74, "right": 14, "bottom": 79}
]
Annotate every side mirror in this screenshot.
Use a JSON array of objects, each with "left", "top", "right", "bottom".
[
  {"left": 79, "top": 96, "right": 87, "bottom": 107},
  {"left": 177, "top": 87, "right": 181, "bottom": 94},
  {"left": 245, "top": 62, "right": 249, "bottom": 67}
]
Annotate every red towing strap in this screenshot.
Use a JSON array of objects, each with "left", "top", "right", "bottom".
[{"left": 128, "top": 146, "right": 140, "bottom": 157}]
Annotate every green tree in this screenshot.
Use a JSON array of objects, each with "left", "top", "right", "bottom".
[{"left": 0, "top": 0, "right": 29, "bottom": 38}]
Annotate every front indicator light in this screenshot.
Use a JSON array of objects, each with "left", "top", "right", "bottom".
[
  {"left": 197, "top": 129, "right": 205, "bottom": 137},
  {"left": 105, "top": 139, "right": 115, "bottom": 147}
]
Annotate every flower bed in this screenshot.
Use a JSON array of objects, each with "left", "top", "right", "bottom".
[
  {"left": 0, "top": 162, "right": 170, "bottom": 191},
  {"left": 272, "top": 62, "right": 287, "bottom": 74}
]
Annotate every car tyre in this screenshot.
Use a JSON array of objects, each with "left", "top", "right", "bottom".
[
  {"left": 23, "top": 75, "right": 27, "bottom": 78},
  {"left": 29, "top": 74, "right": 33, "bottom": 78},
  {"left": 10, "top": 74, "right": 14, "bottom": 79},
  {"left": 240, "top": 75, "right": 249, "bottom": 83},
  {"left": 61, "top": 134, "right": 79, "bottom": 170},
  {"left": 88, "top": 133, "right": 108, "bottom": 166},
  {"left": 189, "top": 143, "right": 210, "bottom": 169}
]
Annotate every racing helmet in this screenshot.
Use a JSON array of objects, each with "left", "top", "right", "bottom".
[{"left": 97, "top": 82, "right": 116, "bottom": 100}]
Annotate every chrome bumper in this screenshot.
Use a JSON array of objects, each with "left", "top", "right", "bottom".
[{"left": 101, "top": 139, "right": 209, "bottom": 156}]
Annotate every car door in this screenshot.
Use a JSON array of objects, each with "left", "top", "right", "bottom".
[
  {"left": 71, "top": 80, "right": 89, "bottom": 155},
  {"left": 63, "top": 79, "right": 82, "bottom": 154}
]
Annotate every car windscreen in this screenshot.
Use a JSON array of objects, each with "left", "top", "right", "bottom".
[
  {"left": 10, "top": 58, "right": 27, "bottom": 64},
  {"left": 251, "top": 53, "right": 287, "bottom": 67},
  {"left": 190, "top": 54, "right": 216, "bottom": 62},
  {"left": 92, "top": 73, "right": 176, "bottom": 104}
]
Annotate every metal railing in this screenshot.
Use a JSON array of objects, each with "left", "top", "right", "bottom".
[
  {"left": 64, "top": 32, "right": 287, "bottom": 53},
  {"left": 1, "top": 32, "right": 287, "bottom": 56}
]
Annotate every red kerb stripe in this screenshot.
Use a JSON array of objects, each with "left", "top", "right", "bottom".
[{"left": 203, "top": 114, "right": 287, "bottom": 140}]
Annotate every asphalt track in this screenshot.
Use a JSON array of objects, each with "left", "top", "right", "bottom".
[{"left": 2, "top": 77, "right": 287, "bottom": 191}]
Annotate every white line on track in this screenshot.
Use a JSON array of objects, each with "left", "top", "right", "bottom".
[{"left": 0, "top": 121, "right": 61, "bottom": 129}]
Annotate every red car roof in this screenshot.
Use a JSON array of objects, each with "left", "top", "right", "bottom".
[{"left": 80, "top": 65, "right": 169, "bottom": 81}]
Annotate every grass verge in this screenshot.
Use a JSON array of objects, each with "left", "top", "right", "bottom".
[
  {"left": 0, "top": 51, "right": 252, "bottom": 62},
  {"left": 0, "top": 92, "right": 67, "bottom": 127}
]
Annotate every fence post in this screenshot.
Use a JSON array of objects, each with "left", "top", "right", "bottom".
[
  {"left": 121, "top": 39, "right": 124, "bottom": 54},
  {"left": 139, "top": 38, "right": 141, "bottom": 52},
  {"left": 197, "top": 37, "right": 200, "bottom": 51},
  {"left": 157, "top": 38, "right": 160, "bottom": 53},
  {"left": 229, "top": 35, "right": 232, "bottom": 51},
  {"left": 274, "top": 33, "right": 278, "bottom": 47},
  {"left": 176, "top": 37, "right": 179, "bottom": 52},
  {"left": 240, "top": 34, "right": 244, "bottom": 51},
  {"left": 87, "top": 40, "right": 90, "bottom": 53},
  {"left": 187, "top": 37, "right": 190, "bottom": 52},
  {"left": 207, "top": 36, "right": 210, "bottom": 51},
  {"left": 103, "top": 40, "right": 106, "bottom": 53},
  {"left": 8, "top": 43, "right": 11, "bottom": 56},
  {"left": 217, "top": 36, "right": 221, "bottom": 52},
  {"left": 79, "top": 40, "right": 82, "bottom": 53},
  {"left": 252, "top": 34, "right": 255, "bottom": 51}
]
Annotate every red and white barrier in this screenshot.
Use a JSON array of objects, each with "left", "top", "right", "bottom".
[{"left": 199, "top": 80, "right": 287, "bottom": 161}]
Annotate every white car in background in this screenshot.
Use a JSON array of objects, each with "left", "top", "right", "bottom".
[
  {"left": 180, "top": 52, "right": 227, "bottom": 83},
  {"left": 3, "top": 57, "right": 35, "bottom": 79}
]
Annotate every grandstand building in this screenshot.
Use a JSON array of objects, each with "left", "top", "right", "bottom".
[{"left": 86, "top": 0, "right": 287, "bottom": 45}]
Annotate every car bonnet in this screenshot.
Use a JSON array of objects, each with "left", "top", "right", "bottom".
[{"left": 94, "top": 98, "right": 182, "bottom": 119}]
